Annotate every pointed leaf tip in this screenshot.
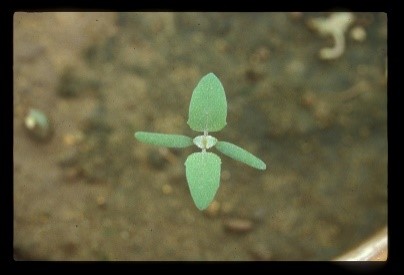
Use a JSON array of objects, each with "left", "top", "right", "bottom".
[
  {"left": 187, "top": 73, "right": 227, "bottom": 132},
  {"left": 215, "top": 141, "right": 266, "bottom": 170}
]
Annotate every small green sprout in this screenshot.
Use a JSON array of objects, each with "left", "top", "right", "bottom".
[{"left": 135, "top": 73, "right": 266, "bottom": 210}]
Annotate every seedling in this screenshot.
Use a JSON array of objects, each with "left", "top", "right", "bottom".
[{"left": 135, "top": 73, "right": 266, "bottom": 210}]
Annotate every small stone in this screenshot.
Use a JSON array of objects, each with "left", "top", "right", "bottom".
[
  {"left": 350, "top": 26, "right": 366, "bottom": 42},
  {"left": 63, "top": 132, "right": 84, "bottom": 146},
  {"left": 204, "top": 200, "right": 221, "bottom": 218},
  {"left": 96, "top": 195, "right": 106, "bottom": 208},
  {"left": 223, "top": 218, "right": 254, "bottom": 234},
  {"left": 63, "top": 134, "right": 76, "bottom": 146},
  {"left": 162, "top": 184, "right": 173, "bottom": 195},
  {"left": 24, "top": 108, "right": 53, "bottom": 142}
]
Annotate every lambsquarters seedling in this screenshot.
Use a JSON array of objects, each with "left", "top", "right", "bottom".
[{"left": 135, "top": 73, "right": 266, "bottom": 210}]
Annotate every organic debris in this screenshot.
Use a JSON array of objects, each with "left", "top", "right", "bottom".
[{"left": 308, "top": 12, "right": 355, "bottom": 60}]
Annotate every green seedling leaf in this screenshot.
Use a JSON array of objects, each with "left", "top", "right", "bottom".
[
  {"left": 215, "top": 141, "right": 266, "bottom": 170},
  {"left": 187, "top": 73, "right": 227, "bottom": 132},
  {"left": 134, "top": 131, "right": 193, "bottom": 148},
  {"left": 185, "top": 152, "right": 221, "bottom": 210}
]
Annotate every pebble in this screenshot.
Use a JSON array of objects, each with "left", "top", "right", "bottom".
[
  {"left": 223, "top": 218, "right": 254, "bottom": 234},
  {"left": 24, "top": 108, "right": 53, "bottom": 142},
  {"left": 63, "top": 132, "right": 84, "bottom": 146},
  {"left": 162, "top": 184, "right": 173, "bottom": 195},
  {"left": 96, "top": 195, "right": 107, "bottom": 208},
  {"left": 350, "top": 26, "right": 366, "bottom": 42},
  {"left": 203, "top": 200, "right": 221, "bottom": 218}
]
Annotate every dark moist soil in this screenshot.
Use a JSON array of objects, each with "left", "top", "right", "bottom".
[{"left": 13, "top": 12, "right": 387, "bottom": 260}]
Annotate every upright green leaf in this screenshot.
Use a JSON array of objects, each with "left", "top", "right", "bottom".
[
  {"left": 134, "top": 132, "right": 193, "bottom": 148},
  {"left": 215, "top": 141, "right": 266, "bottom": 170},
  {"left": 187, "top": 73, "right": 227, "bottom": 132},
  {"left": 185, "top": 152, "right": 221, "bottom": 210}
]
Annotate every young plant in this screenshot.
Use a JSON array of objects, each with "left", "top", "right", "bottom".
[{"left": 135, "top": 73, "right": 266, "bottom": 210}]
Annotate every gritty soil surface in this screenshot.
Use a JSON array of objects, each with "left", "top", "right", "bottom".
[{"left": 13, "top": 12, "right": 387, "bottom": 260}]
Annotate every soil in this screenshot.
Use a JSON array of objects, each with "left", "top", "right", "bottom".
[{"left": 13, "top": 12, "right": 387, "bottom": 260}]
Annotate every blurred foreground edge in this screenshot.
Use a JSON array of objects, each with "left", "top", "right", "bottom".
[{"left": 334, "top": 227, "right": 387, "bottom": 261}]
